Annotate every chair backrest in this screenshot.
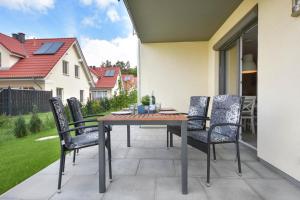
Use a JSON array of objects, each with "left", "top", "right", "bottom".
[
  {"left": 187, "top": 96, "right": 210, "bottom": 130},
  {"left": 67, "top": 97, "right": 85, "bottom": 135},
  {"left": 49, "top": 97, "right": 72, "bottom": 148},
  {"left": 210, "top": 95, "right": 243, "bottom": 138},
  {"left": 242, "top": 96, "right": 256, "bottom": 115}
]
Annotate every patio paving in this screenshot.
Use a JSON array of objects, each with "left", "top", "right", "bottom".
[{"left": 1, "top": 126, "right": 300, "bottom": 200}]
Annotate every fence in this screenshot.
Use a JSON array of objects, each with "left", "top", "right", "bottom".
[{"left": 0, "top": 88, "right": 52, "bottom": 116}]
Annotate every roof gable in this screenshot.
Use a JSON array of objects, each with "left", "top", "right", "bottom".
[
  {"left": 90, "top": 66, "right": 121, "bottom": 89},
  {"left": 0, "top": 33, "right": 26, "bottom": 57}
]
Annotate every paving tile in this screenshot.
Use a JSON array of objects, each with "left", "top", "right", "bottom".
[
  {"left": 156, "top": 177, "right": 208, "bottom": 200},
  {"left": 110, "top": 159, "right": 139, "bottom": 176},
  {"left": 0, "top": 174, "right": 71, "bottom": 200},
  {"left": 137, "top": 159, "right": 175, "bottom": 176},
  {"left": 126, "top": 148, "right": 180, "bottom": 159},
  {"left": 244, "top": 161, "right": 282, "bottom": 179},
  {"left": 216, "top": 147, "right": 257, "bottom": 161},
  {"left": 174, "top": 160, "right": 218, "bottom": 178},
  {"left": 201, "top": 178, "right": 262, "bottom": 200},
  {"left": 211, "top": 160, "right": 260, "bottom": 178},
  {"left": 246, "top": 179, "right": 300, "bottom": 200},
  {"left": 49, "top": 175, "right": 103, "bottom": 200}
]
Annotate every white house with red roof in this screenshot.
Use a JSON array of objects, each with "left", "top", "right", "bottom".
[
  {"left": 89, "top": 66, "right": 123, "bottom": 99},
  {"left": 0, "top": 33, "right": 94, "bottom": 103},
  {"left": 122, "top": 74, "right": 137, "bottom": 92}
]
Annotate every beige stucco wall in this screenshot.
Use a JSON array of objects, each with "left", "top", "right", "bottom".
[
  {"left": 0, "top": 79, "right": 45, "bottom": 89},
  {"left": 45, "top": 45, "right": 91, "bottom": 103},
  {"left": 0, "top": 44, "right": 20, "bottom": 69},
  {"left": 139, "top": 42, "right": 208, "bottom": 112},
  {"left": 257, "top": 0, "right": 300, "bottom": 181}
]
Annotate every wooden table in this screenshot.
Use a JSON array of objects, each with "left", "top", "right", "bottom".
[{"left": 97, "top": 113, "right": 188, "bottom": 194}]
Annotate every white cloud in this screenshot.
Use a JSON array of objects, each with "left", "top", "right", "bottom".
[
  {"left": 79, "top": 0, "right": 116, "bottom": 9},
  {"left": 107, "top": 8, "right": 120, "bottom": 22},
  {"left": 81, "top": 14, "right": 101, "bottom": 28},
  {"left": 80, "top": 35, "right": 138, "bottom": 67},
  {"left": 0, "top": 0, "right": 54, "bottom": 12}
]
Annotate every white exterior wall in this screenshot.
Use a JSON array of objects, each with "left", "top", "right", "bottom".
[
  {"left": 0, "top": 79, "right": 45, "bottom": 89},
  {"left": 139, "top": 42, "right": 209, "bottom": 112},
  {"left": 0, "top": 44, "right": 20, "bottom": 70},
  {"left": 45, "top": 45, "right": 91, "bottom": 104},
  {"left": 257, "top": 0, "right": 300, "bottom": 181}
]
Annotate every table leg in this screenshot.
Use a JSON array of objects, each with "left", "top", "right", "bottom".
[
  {"left": 127, "top": 125, "right": 131, "bottom": 147},
  {"left": 99, "top": 121, "right": 106, "bottom": 193},
  {"left": 181, "top": 120, "right": 188, "bottom": 194}
]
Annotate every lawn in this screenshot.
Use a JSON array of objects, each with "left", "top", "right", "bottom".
[{"left": 0, "top": 112, "right": 60, "bottom": 195}]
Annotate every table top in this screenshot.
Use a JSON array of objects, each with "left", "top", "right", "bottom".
[{"left": 97, "top": 113, "right": 187, "bottom": 122}]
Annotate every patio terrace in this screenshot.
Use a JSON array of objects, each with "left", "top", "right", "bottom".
[{"left": 1, "top": 125, "right": 300, "bottom": 200}]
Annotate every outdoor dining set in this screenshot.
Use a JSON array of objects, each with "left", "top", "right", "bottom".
[{"left": 49, "top": 94, "right": 246, "bottom": 195}]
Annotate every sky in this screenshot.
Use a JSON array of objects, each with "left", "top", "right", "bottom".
[{"left": 0, "top": 0, "right": 138, "bottom": 66}]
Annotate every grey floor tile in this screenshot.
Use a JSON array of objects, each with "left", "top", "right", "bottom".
[
  {"left": 212, "top": 160, "right": 260, "bottom": 178},
  {"left": 246, "top": 179, "right": 300, "bottom": 200},
  {"left": 201, "top": 178, "right": 262, "bottom": 200},
  {"left": 1, "top": 174, "right": 71, "bottom": 200},
  {"left": 174, "top": 159, "right": 218, "bottom": 178},
  {"left": 156, "top": 177, "right": 208, "bottom": 200},
  {"left": 244, "top": 161, "right": 282, "bottom": 179},
  {"left": 127, "top": 148, "right": 180, "bottom": 159},
  {"left": 50, "top": 175, "right": 103, "bottom": 200},
  {"left": 110, "top": 159, "right": 139, "bottom": 176},
  {"left": 107, "top": 176, "right": 155, "bottom": 191},
  {"left": 103, "top": 189, "right": 155, "bottom": 200},
  {"left": 216, "top": 147, "right": 257, "bottom": 161},
  {"left": 137, "top": 159, "right": 175, "bottom": 176}
]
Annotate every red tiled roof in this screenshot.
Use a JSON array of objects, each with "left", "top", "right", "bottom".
[
  {"left": 89, "top": 66, "right": 121, "bottom": 89},
  {"left": 0, "top": 33, "right": 26, "bottom": 57},
  {"left": 0, "top": 35, "right": 76, "bottom": 78}
]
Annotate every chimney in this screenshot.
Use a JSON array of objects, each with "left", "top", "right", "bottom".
[{"left": 12, "top": 33, "right": 25, "bottom": 43}]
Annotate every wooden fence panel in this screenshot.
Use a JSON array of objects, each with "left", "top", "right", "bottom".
[{"left": 0, "top": 88, "right": 52, "bottom": 115}]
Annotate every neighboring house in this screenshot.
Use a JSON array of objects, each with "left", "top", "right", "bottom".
[
  {"left": 89, "top": 66, "right": 123, "bottom": 99},
  {"left": 122, "top": 74, "right": 136, "bottom": 92},
  {"left": 124, "top": 0, "right": 300, "bottom": 185},
  {"left": 0, "top": 33, "right": 94, "bottom": 103}
]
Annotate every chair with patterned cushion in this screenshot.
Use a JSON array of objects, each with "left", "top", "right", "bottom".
[
  {"left": 67, "top": 97, "right": 112, "bottom": 166},
  {"left": 166, "top": 96, "right": 210, "bottom": 148},
  {"left": 49, "top": 97, "right": 112, "bottom": 193},
  {"left": 186, "top": 95, "right": 244, "bottom": 186}
]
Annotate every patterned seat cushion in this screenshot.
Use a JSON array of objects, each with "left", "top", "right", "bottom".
[
  {"left": 187, "top": 96, "right": 209, "bottom": 130},
  {"left": 188, "top": 130, "right": 236, "bottom": 143},
  {"left": 70, "top": 132, "right": 101, "bottom": 149}
]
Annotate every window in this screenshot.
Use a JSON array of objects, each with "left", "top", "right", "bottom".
[
  {"left": 62, "top": 60, "right": 69, "bottom": 75},
  {"left": 56, "top": 88, "right": 63, "bottom": 100},
  {"left": 80, "top": 90, "right": 84, "bottom": 102},
  {"left": 92, "top": 91, "right": 107, "bottom": 99},
  {"left": 75, "top": 65, "right": 80, "bottom": 78}
]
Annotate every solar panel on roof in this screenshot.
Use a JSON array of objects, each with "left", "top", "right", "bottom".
[
  {"left": 33, "top": 42, "right": 64, "bottom": 55},
  {"left": 104, "top": 70, "right": 115, "bottom": 77}
]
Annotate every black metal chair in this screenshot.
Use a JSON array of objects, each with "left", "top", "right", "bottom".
[
  {"left": 49, "top": 97, "right": 112, "bottom": 192},
  {"left": 67, "top": 97, "right": 111, "bottom": 166},
  {"left": 166, "top": 96, "right": 210, "bottom": 147},
  {"left": 186, "top": 95, "right": 244, "bottom": 186}
]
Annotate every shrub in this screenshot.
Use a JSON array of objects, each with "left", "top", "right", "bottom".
[
  {"left": 29, "top": 106, "right": 43, "bottom": 133},
  {"left": 43, "top": 114, "right": 55, "bottom": 130},
  {"left": 141, "top": 95, "right": 150, "bottom": 106},
  {"left": 0, "top": 114, "right": 9, "bottom": 127},
  {"left": 14, "top": 116, "right": 28, "bottom": 138}
]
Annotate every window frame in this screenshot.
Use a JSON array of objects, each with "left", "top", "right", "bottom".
[
  {"left": 56, "top": 88, "right": 64, "bottom": 100},
  {"left": 62, "top": 60, "right": 69, "bottom": 75},
  {"left": 75, "top": 65, "right": 80, "bottom": 78},
  {"left": 80, "top": 90, "right": 84, "bottom": 102}
]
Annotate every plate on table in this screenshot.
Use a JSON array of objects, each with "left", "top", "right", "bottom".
[
  {"left": 111, "top": 111, "right": 132, "bottom": 115},
  {"left": 160, "top": 107, "right": 176, "bottom": 111},
  {"left": 159, "top": 111, "right": 181, "bottom": 115}
]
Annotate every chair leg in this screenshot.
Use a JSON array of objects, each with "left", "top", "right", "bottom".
[
  {"left": 213, "top": 144, "right": 216, "bottom": 161},
  {"left": 58, "top": 150, "right": 64, "bottom": 193},
  {"left": 62, "top": 151, "right": 66, "bottom": 174},
  {"left": 166, "top": 130, "right": 169, "bottom": 148},
  {"left": 76, "top": 149, "right": 79, "bottom": 155},
  {"left": 170, "top": 132, "right": 173, "bottom": 147},
  {"left": 236, "top": 141, "right": 242, "bottom": 175},
  {"left": 72, "top": 150, "right": 76, "bottom": 165},
  {"left": 206, "top": 144, "right": 211, "bottom": 186},
  {"left": 251, "top": 116, "right": 256, "bottom": 135},
  {"left": 107, "top": 131, "right": 112, "bottom": 181}
]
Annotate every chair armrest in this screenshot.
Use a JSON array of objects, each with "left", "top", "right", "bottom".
[
  {"left": 60, "top": 125, "right": 98, "bottom": 135},
  {"left": 83, "top": 114, "right": 105, "bottom": 118},
  {"left": 187, "top": 116, "right": 210, "bottom": 121},
  {"left": 69, "top": 119, "right": 98, "bottom": 126}
]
